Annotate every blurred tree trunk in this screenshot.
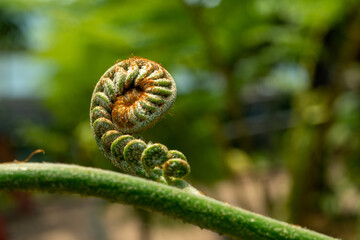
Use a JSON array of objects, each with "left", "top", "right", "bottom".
[
  {"left": 287, "top": 6, "right": 360, "bottom": 227},
  {"left": 182, "top": 3, "right": 251, "bottom": 152},
  {"left": 136, "top": 209, "right": 151, "bottom": 240}
]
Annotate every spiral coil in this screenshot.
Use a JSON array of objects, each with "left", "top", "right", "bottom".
[{"left": 90, "top": 57, "right": 190, "bottom": 183}]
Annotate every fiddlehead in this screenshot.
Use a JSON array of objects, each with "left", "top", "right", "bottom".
[{"left": 90, "top": 57, "right": 190, "bottom": 185}]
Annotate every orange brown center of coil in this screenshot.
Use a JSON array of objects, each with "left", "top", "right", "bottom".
[{"left": 112, "top": 88, "right": 146, "bottom": 130}]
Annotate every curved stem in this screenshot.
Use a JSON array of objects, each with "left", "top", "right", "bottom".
[{"left": 0, "top": 163, "right": 337, "bottom": 240}]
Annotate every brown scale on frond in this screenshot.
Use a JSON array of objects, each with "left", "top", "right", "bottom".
[
  {"left": 112, "top": 88, "right": 146, "bottom": 131},
  {"left": 138, "top": 79, "right": 156, "bottom": 89}
]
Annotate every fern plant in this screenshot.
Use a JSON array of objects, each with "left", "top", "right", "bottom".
[
  {"left": 0, "top": 57, "right": 338, "bottom": 240},
  {"left": 90, "top": 57, "right": 192, "bottom": 188}
]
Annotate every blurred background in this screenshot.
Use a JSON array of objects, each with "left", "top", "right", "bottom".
[{"left": 0, "top": 0, "right": 360, "bottom": 239}]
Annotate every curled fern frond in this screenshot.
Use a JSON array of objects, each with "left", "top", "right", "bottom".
[{"left": 90, "top": 57, "right": 190, "bottom": 185}]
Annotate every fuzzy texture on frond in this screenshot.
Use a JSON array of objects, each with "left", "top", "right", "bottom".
[{"left": 90, "top": 57, "right": 190, "bottom": 185}]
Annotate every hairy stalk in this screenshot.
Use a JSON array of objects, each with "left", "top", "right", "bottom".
[
  {"left": 90, "top": 57, "right": 190, "bottom": 186},
  {"left": 0, "top": 163, "right": 337, "bottom": 240}
]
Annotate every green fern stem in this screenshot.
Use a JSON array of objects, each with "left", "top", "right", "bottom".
[
  {"left": 90, "top": 57, "right": 190, "bottom": 185},
  {"left": 0, "top": 163, "right": 337, "bottom": 240}
]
